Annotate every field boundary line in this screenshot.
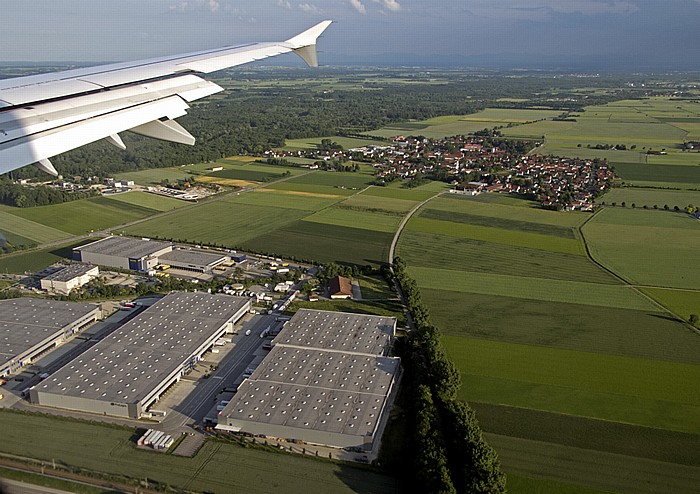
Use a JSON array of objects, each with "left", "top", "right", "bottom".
[
  {"left": 388, "top": 191, "right": 443, "bottom": 264},
  {"left": 579, "top": 207, "right": 690, "bottom": 324}
]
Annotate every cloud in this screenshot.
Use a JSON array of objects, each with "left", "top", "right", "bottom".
[
  {"left": 371, "top": 0, "right": 401, "bottom": 12},
  {"left": 169, "top": 0, "right": 220, "bottom": 13},
  {"left": 464, "top": 0, "right": 639, "bottom": 20},
  {"left": 350, "top": 0, "right": 366, "bottom": 14},
  {"left": 277, "top": 0, "right": 291, "bottom": 8},
  {"left": 299, "top": 2, "right": 321, "bottom": 14}
]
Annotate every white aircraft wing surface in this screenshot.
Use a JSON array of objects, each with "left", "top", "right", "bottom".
[{"left": 0, "top": 20, "right": 332, "bottom": 176}]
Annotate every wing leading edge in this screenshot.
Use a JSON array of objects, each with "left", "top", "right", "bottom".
[{"left": 0, "top": 20, "right": 332, "bottom": 176}]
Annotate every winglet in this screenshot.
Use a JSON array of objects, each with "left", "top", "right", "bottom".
[{"left": 286, "top": 20, "right": 332, "bottom": 67}]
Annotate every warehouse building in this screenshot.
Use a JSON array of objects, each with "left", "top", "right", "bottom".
[
  {"left": 30, "top": 292, "right": 251, "bottom": 419},
  {"left": 0, "top": 299, "right": 101, "bottom": 377},
  {"left": 74, "top": 236, "right": 172, "bottom": 272},
  {"left": 40, "top": 264, "right": 99, "bottom": 295},
  {"left": 158, "top": 249, "right": 229, "bottom": 274},
  {"left": 217, "top": 309, "right": 399, "bottom": 450}
]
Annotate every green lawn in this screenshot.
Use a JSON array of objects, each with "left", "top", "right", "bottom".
[
  {"left": 7, "top": 197, "right": 158, "bottom": 235},
  {"left": 409, "top": 266, "right": 659, "bottom": 311},
  {"left": 0, "top": 410, "right": 396, "bottom": 494},
  {"left": 444, "top": 336, "right": 700, "bottom": 433}
]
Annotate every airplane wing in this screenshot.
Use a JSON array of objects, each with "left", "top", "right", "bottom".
[{"left": 0, "top": 20, "right": 332, "bottom": 176}]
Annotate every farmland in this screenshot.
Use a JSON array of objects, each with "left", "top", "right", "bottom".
[
  {"left": 0, "top": 410, "right": 396, "bottom": 494},
  {"left": 0, "top": 240, "right": 91, "bottom": 274},
  {"left": 596, "top": 188, "right": 700, "bottom": 209},
  {"left": 102, "top": 191, "right": 187, "bottom": 211}
]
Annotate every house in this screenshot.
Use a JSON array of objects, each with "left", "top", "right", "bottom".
[{"left": 328, "top": 276, "right": 353, "bottom": 299}]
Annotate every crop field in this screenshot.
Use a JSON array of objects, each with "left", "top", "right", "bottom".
[
  {"left": 0, "top": 410, "right": 396, "bottom": 494},
  {"left": 303, "top": 206, "right": 402, "bottom": 233},
  {"left": 583, "top": 208, "right": 700, "bottom": 289},
  {"left": 286, "top": 170, "right": 375, "bottom": 189},
  {"left": 444, "top": 336, "right": 700, "bottom": 433},
  {"left": 7, "top": 197, "right": 158, "bottom": 235},
  {"left": 612, "top": 162, "right": 700, "bottom": 184},
  {"left": 355, "top": 274, "right": 396, "bottom": 300},
  {"left": 408, "top": 266, "right": 658, "bottom": 311},
  {"left": 597, "top": 189, "right": 700, "bottom": 209},
  {"left": 124, "top": 200, "right": 310, "bottom": 246},
  {"left": 399, "top": 231, "right": 617, "bottom": 283},
  {"left": 360, "top": 186, "right": 436, "bottom": 202},
  {"left": 231, "top": 189, "right": 344, "bottom": 211},
  {"left": 243, "top": 220, "right": 393, "bottom": 266},
  {"left": 0, "top": 208, "right": 71, "bottom": 244},
  {"left": 115, "top": 166, "right": 203, "bottom": 185},
  {"left": 102, "top": 191, "right": 188, "bottom": 211},
  {"left": 407, "top": 217, "right": 584, "bottom": 255},
  {"left": 266, "top": 181, "right": 356, "bottom": 197},
  {"left": 428, "top": 196, "right": 588, "bottom": 227},
  {"left": 367, "top": 108, "right": 562, "bottom": 139},
  {"left": 340, "top": 193, "right": 419, "bottom": 214},
  {"left": 641, "top": 287, "right": 700, "bottom": 321},
  {"left": 0, "top": 240, "right": 91, "bottom": 274},
  {"left": 204, "top": 167, "right": 285, "bottom": 182},
  {"left": 282, "top": 135, "right": 388, "bottom": 150},
  {"left": 507, "top": 474, "right": 613, "bottom": 494},
  {"left": 421, "top": 290, "right": 700, "bottom": 363}
]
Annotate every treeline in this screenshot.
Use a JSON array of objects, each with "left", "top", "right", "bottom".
[
  {"left": 392, "top": 256, "right": 506, "bottom": 493},
  {"left": 0, "top": 181, "right": 98, "bottom": 207}
]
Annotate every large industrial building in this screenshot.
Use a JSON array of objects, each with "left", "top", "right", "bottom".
[
  {"left": 30, "top": 292, "right": 251, "bottom": 419},
  {"left": 217, "top": 309, "right": 399, "bottom": 450},
  {"left": 73, "top": 236, "right": 172, "bottom": 272},
  {"left": 158, "top": 249, "right": 229, "bottom": 273},
  {"left": 0, "top": 299, "right": 101, "bottom": 377},
  {"left": 40, "top": 264, "right": 99, "bottom": 295}
]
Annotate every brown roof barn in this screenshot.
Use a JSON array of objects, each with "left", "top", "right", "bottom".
[{"left": 329, "top": 276, "right": 353, "bottom": 299}]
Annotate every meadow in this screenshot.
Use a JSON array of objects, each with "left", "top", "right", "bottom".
[
  {"left": 0, "top": 240, "right": 91, "bottom": 274},
  {"left": 0, "top": 410, "right": 396, "bottom": 494},
  {"left": 597, "top": 188, "right": 700, "bottom": 208},
  {"left": 102, "top": 191, "right": 188, "bottom": 211},
  {"left": 0, "top": 207, "right": 71, "bottom": 244},
  {"left": 444, "top": 336, "right": 700, "bottom": 433}
]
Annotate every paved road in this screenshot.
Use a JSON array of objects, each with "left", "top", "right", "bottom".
[
  {"left": 388, "top": 192, "right": 442, "bottom": 264},
  {"left": 0, "top": 478, "right": 74, "bottom": 494}
]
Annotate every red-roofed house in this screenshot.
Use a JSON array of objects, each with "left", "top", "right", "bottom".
[{"left": 329, "top": 276, "right": 353, "bottom": 299}]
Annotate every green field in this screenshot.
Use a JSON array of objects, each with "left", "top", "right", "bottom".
[
  {"left": 205, "top": 167, "right": 286, "bottom": 182},
  {"left": 612, "top": 161, "right": 700, "bottom": 184},
  {"left": 0, "top": 208, "right": 71, "bottom": 243},
  {"left": 7, "top": 197, "right": 158, "bottom": 235},
  {"left": 445, "top": 336, "right": 700, "bottom": 433},
  {"left": 360, "top": 186, "right": 436, "bottom": 202},
  {"left": 232, "top": 189, "right": 345, "bottom": 211},
  {"left": 0, "top": 240, "right": 91, "bottom": 274},
  {"left": 597, "top": 188, "right": 700, "bottom": 209},
  {"left": 0, "top": 410, "right": 396, "bottom": 494},
  {"left": 583, "top": 208, "right": 700, "bottom": 289},
  {"left": 340, "top": 193, "right": 420, "bottom": 214},
  {"left": 422, "top": 290, "right": 700, "bottom": 364},
  {"left": 102, "top": 191, "right": 188, "bottom": 211},
  {"left": 286, "top": 170, "right": 375, "bottom": 189},
  {"left": 409, "top": 266, "right": 658, "bottom": 311},
  {"left": 266, "top": 181, "right": 356, "bottom": 197},
  {"left": 282, "top": 135, "right": 388, "bottom": 151},
  {"left": 641, "top": 287, "right": 700, "bottom": 321},
  {"left": 304, "top": 207, "right": 402, "bottom": 233}
]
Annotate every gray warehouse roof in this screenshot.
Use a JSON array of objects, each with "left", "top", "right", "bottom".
[
  {"left": 35, "top": 293, "right": 249, "bottom": 404},
  {"left": 221, "top": 345, "right": 399, "bottom": 438},
  {"left": 0, "top": 299, "right": 99, "bottom": 364},
  {"left": 274, "top": 309, "right": 396, "bottom": 357},
  {"left": 76, "top": 236, "right": 172, "bottom": 260},
  {"left": 43, "top": 264, "right": 97, "bottom": 282},
  {"left": 159, "top": 249, "right": 228, "bottom": 267}
]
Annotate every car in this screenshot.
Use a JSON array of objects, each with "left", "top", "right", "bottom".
[{"left": 245, "top": 329, "right": 252, "bottom": 336}]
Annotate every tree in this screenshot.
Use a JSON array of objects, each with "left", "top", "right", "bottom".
[{"left": 690, "top": 314, "right": 699, "bottom": 326}]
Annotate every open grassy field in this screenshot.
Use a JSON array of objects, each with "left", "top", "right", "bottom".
[
  {"left": 641, "top": 287, "right": 700, "bottom": 321},
  {"left": 0, "top": 410, "right": 396, "bottom": 494},
  {"left": 422, "top": 290, "right": 700, "bottom": 363},
  {"left": 355, "top": 274, "right": 396, "bottom": 300},
  {"left": 7, "top": 197, "right": 158, "bottom": 235},
  {"left": 286, "top": 170, "right": 375, "bottom": 189},
  {"left": 282, "top": 136, "right": 388, "bottom": 151},
  {"left": 0, "top": 240, "right": 91, "bottom": 274},
  {"left": 102, "top": 191, "right": 188, "bottom": 211},
  {"left": 507, "top": 474, "right": 613, "bottom": 494},
  {"left": 0, "top": 230, "right": 37, "bottom": 250},
  {"left": 266, "top": 181, "right": 356, "bottom": 197},
  {"left": 400, "top": 231, "right": 618, "bottom": 283},
  {"left": 409, "top": 266, "right": 658, "bottom": 311},
  {"left": 124, "top": 199, "right": 310, "bottom": 246},
  {"left": 304, "top": 207, "right": 402, "bottom": 233},
  {"left": 0, "top": 208, "right": 71, "bottom": 244},
  {"left": 407, "top": 217, "right": 585, "bottom": 255},
  {"left": 367, "top": 108, "right": 562, "bottom": 139},
  {"left": 445, "top": 336, "right": 700, "bottom": 433},
  {"left": 340, "top": 193, "right": 420, "bottom": 214},
  {"left": 612, "top": 162, "right": 700, "bottom": 184},
  {"left": 242, "top": 220, "right": 393, "bottom": 266},
  {"left": 583, "top": 208, "right": 700, "bottom": 289},
  {"left": 597, "top": 188, "right": 700, "bottom": 208},
  {"left": 360, "top": 186, "right": 436, "bottom": 202},
  {"left": 232, "top": 189, "right": 345, "bottom": 211}
]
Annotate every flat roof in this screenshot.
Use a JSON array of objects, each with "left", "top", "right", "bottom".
[
  {"left": 221, "top": 345, "right": 399, "bottom": 438},
  {"left": 77, "top": 236, "right": 171, "bottom": 259},
  {"left": 274, "top": 309, "right": 396, "bottom": 357},
  {"left": 0, "top": 299, "right": 99, "bottom": 364},
  {"left": 159, "top": 249, "right": 228, "bottom": 267},
  {"left": 43, "top": 264, "right": 97, "bottom": 282},
  {"left": 35, "top": 292, "right": 249, "bottom": 404}
]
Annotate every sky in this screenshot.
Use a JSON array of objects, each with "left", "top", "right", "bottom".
[{"left": 2, "top": 0, "right": 700, "bottom": 70}]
